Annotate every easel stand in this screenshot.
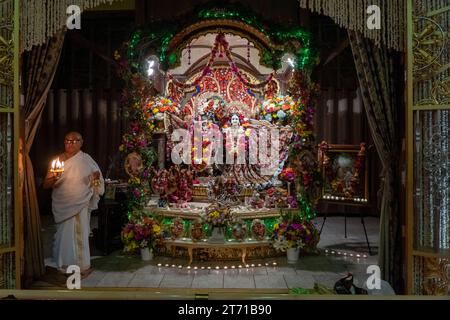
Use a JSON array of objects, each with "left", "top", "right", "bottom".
[{"left": 318, "top": 202, "right": 373, "bottom": 256}]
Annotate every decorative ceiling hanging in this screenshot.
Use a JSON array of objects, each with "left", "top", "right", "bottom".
[
  {"left": 298, "top": 0, "right": 406, "bottom": 51},
  {"left": 20, "top": 0, "right": 124, "bottom": 52}
]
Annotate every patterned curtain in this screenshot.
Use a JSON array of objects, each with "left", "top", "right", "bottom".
[
  {"left": 348, "top": 30, "right": 402, "bottom": 291},
  {"left": 22, "top": 30, "right": 65, "bottom": 286}
]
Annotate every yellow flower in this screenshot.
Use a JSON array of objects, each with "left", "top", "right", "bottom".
[
  {"left": 153, "top": 108, "right": 159, "bottom": 114},
  {"left": 152, "top": 225, "right": 161, "bottom": 234},
  {"left": 119, "top": 145, "right": 124, "bottom": 152}
]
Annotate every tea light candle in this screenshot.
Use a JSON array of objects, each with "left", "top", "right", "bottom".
[{"left": 50, "top": 159, "right": 64, "bottom": 174}]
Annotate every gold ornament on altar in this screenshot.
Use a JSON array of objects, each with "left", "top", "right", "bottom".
[
  {"left": 190, "top": 218, "right": 204, "bottom": 242},
  {"left": 170, "top": 217, "right": 185, "bottom": 240},
  {"left": 251, "top": 219, "right": 266, "bottom": 241},
  {"left": 232, "top": 220, "right": 247, "bottom": 242}
]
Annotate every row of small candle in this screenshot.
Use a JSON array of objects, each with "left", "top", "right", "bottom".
[
  {"left": 156, "top": 262, "right": 278, "bottom": 270},
  {"left": 322, "top": 195, "right": 368, "bottom": 203}
]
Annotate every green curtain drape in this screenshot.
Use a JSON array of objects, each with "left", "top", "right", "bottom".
[
  {"left": 348, "top": 30, "right": 403, "bottom": 291},
  {"left": 22, "top": 30, "right": 65, "bottom": 287}
]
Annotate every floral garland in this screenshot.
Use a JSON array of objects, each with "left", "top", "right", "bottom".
[
  {"left": 114, "top": 43, "right": 159, "bottom": 218},
  {"left": 143, "top": 96, "right": 179, "bottom": 122},
  {"left": 259, "top": 95, "right": 297, "bottom": 124},
  {"left": 286, "top": 71, "right": 322, "bottom": 209}
]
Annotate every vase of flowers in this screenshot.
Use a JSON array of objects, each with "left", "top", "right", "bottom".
[
  {"left": 121, "top": 216, "right": 162, "bottom": 256},
  {"left": 202, "top": 205, "right": 235, "bottom": 243},
  {"left": 272, "top": 212, "right": 320, "bottom": 262}
]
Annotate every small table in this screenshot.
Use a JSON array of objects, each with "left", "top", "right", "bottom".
[{"left": 165, "top": 240, "right": 272, "bottom": 265}]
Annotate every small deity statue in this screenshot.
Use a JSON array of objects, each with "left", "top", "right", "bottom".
[
  {"left": 264, "top": 79, "right": 278, "bottom": 99},
  {"left": 223, "top": 113, "right": 245, "bottom": 135},
  {"left": 169, "top": 167, "right": 193, "bottom": 205},
  {"left": 250, "top": 191, "right": 265, "bottom": 209},
  {"left": 151, "top": 168, "right": 176, "bottom": 207}
]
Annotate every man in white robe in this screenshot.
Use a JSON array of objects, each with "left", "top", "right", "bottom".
[{"left": 44, "top": 132, "right": 104, "bottom": 276}]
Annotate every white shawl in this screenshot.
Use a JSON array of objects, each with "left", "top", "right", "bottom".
[{"left": 52, "top": 151, "right": 105, "bottom": 223}]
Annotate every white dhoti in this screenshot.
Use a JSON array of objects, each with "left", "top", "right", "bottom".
[{"left": 53, "top": 207, "right": 91, "bottom": 272}]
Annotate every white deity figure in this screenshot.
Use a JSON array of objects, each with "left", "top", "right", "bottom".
[{"left": 224, "top": 113, "right": 245, "bottom": 136}]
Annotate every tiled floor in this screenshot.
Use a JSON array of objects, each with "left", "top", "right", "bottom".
[{"left": 36, "top": 215, "right": 394, "bottom": 293}]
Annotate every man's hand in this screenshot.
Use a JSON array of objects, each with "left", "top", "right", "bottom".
[{"left": 90, "top": 171, "right": 101, "bottom": 187}]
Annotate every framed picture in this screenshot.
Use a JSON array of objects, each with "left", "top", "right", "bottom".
[
  {"left": 124, "top": 151, "right": 144, "bottom": 177},
  {"left": 318, "top": 142, "right": 368, "bottom": 204},
  {"left": 104, "top": 183, "right": 117, "bottom": 200}
]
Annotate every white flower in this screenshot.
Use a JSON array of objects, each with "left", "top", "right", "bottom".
[
  {"left": 296, "top": 240, "right": 305, "bottom": 249},
  {"left": 140, "top": 239, "right": 148, "bottom": 249},
  {"left": 273, "top": 239, "right": 287, "bottom": 252},
  {"left": 155, "top": 112, "right": 165, "bottom": 121}
]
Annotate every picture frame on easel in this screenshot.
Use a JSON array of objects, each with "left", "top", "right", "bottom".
[{"left": 318, "top": 142, "right": 369, "bottom": 205}]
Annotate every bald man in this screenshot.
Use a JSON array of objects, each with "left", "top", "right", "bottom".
[{"left": 44, "top": 132, "right": 104, "bottom": 276}]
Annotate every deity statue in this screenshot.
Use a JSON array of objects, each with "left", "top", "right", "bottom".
[
  {"left": 151, "top": 168, "right": 176, "bottom": 207},
  {"left": 168, "top": 166, "right": 193, "bottom": 206}
]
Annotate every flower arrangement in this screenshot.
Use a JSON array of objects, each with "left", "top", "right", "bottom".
[
  {"left": 121, "top": 217, "right": 162, "bottom": 252},
  {"left": 272, "top": 213, "right": 320, "bottom": 252},
  {"left": 279, "top": 167, "right": 296, "bottom": 183},
  {"left": 144, "top": 96, "right": 179, "bottom": 122},
  {"left": 201, "top": 205, "right": 235, "bottom": 227},
  {"left": 260, "top": 95, "right": 297, "bottom": 124}
]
